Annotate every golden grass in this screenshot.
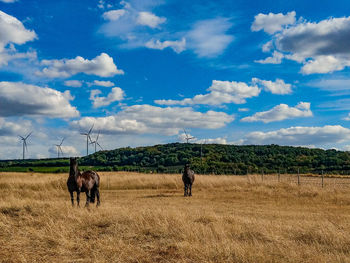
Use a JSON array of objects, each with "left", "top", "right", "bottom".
[{"left": 1, "top": 172, "right": 350, "bottom": 262}]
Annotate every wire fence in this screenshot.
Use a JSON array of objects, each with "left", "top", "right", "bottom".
[{"left": 245, "top": 171, "right": 350, "bottom": 188}]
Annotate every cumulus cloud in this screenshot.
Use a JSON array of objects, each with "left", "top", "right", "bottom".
[
  {"left": 0, "top": 118, "right": 31, "bottom": 136},
  {"left": 0, "top": 10, "right": 36, "bottom": 51},
  {"left": 254, "top": 13, "right": 350, "bottom": 74},
  {"left": 196, "top": 137, "right": 227, "bottom": 144},
  {"left": 187, "top": 18, "right": 234, "bottom": 58},
  {"left": 64, "top": 80, "right": 83, "bottom": 87},
  {"left": 90, "top": 87, "right": 125, "bottom": 108},
  {"left": 136, "top": 11, "right": 166, "bottom": 28},
  {"left": 102, "top": 9, "right": 126, "bottom": 21},
  {"left": 71, "top": 105, "right": 234, "bottom": 136},
  {"left": 155, "top": 80, "right": 260, "bottom": 106},
  {"left": 145, "top": 38, "right": 186, "bottom": 53},
  {"left": 251, "top": 11, "right": 296, "bottom": 34},
  {"left": 0, "top": 82, "right": 79, "bottom": 118},
  {"left": 90, "top": 80, "right": 115, "bottom": 87},
  {"left": 36, "top": 53, "right": 124, "bottom": 78},
  {"left": 242, "top": 125, "right": 350, "bottom": 147},
  {"left": 252, "top": 78, "right": 292, "bottom": 94},
  {"left": 241, "top": 102, "right": 312, "bottom": 123},
  {"left": 255, "top": 51, "right": 284, "bottom": 64},
  {"left": 343, "top": 113, "right": 350, "bottom": 121},
  {"left": 49, "top": 145, "right": 79, "bottom": 157},
  {"left": 0, "top": 48, "right": 37, "bottom": 67}
]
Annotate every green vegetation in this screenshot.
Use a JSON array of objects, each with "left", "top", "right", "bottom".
[{"left": 1, "top": 143, "right": 350, "bottom": 174}]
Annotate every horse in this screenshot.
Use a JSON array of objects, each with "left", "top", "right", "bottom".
[
  {"left": 182, "top": 164, "right": 195, "bottom": 197},
  {"left": 67, "top": 157, "right": 100, "bottom": 207}
]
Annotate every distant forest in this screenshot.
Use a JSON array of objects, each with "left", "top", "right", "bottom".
[{"left": 1, "top": 143, "right": 350, "bottom": 175}]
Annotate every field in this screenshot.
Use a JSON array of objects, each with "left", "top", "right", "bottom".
[{"left": 1, "top": 172, "right": 350, "bottom": 262}]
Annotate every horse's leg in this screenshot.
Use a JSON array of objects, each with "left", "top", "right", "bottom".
[
  {"left": 85, "top": 190, "right": 90, "bottom": 207},
  {"left": 184, "top": 184, "right": 187, "bottom": 196},
  {"left": 96, "top": 188, "right": 100, "bottom": 207},
  {"left": 70, "top": 191, "right": 74, "bottom": 206},
  {"left": 77, "top": 190, "right": 80, "bottom": 207},
  {"left": 189, "top": 183, "right": 192, "bottom": 196}
]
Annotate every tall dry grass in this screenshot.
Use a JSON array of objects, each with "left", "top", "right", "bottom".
[{"left": 1, "top": 172, "right": 350, "bottom": 262}]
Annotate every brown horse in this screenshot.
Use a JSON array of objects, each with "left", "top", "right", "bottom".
[
  {"left": 67, "top": 157, "right": 100, "bottom": 207},
  {"left": 182, "top": 164, "right": 195, "bottom": 197}
]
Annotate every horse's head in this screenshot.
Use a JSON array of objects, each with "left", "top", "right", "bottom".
[{"left": 69, "top": 157, "right": 79, "bottom": 178}]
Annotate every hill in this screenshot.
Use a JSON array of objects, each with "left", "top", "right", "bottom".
[{"left": 1, "top": 143, "right": 350, "bottom": 174}]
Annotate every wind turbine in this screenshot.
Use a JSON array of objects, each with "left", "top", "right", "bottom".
[
  {"left": 81, "top": 124, "right": 94, "bottom": 156},
  {"left": 183, "top": 129, "right": 195, "bottom": 143},
  {"left": 19, "top": 132, "right": 32, "bottom": 160},
  {"left": 90, "top": 130, "right": 103, "bottom": 153},
  {"left": 55, "top": 138, "right": 65, "bottom": 158}
]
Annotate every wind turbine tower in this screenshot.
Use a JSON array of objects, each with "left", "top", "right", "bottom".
[
  {"left": 19, "top": 132, "right": 32, "bottom": 160},
  {"left": 183, "top": 129, "right": 195, "bottom": 143},
  {"left": 90, "top": 130, "right": 103, "bottom": 153},
  {"left": 55, "top": 138, "right": 65, "bottom": 158},
  {"left": 81, "top": 124, "right": 94, "bottom": 156}
]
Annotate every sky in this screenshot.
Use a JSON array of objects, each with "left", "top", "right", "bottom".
[{"left": 1, "top": 0, "right": 350, "bottom": 159}]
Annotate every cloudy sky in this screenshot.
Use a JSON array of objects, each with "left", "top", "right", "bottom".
[{"left": 1, "top": 0, "right": 350, "bottom": 159}]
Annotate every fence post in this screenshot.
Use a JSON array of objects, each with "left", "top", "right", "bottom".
[
  {"left": 297, "top": 168, "right": 300, "bottom": 186},
  {"left": 322, "top": 170, "right": 324, "bottom": 188}
]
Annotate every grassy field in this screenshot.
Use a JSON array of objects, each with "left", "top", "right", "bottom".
[{"left": 1, "top": 172, "right": 350, "bottom": 262}]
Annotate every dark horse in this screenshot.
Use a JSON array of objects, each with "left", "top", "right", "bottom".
[
  {"left": 67, "top": 157, "right": 100, "bottom": 207},
  {"left": 182, "top": 164, "right": 195, "bottom": 197}
]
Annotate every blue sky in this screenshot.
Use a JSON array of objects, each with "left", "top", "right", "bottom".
[{"left": 1, "top": 0, "right": 350, "bottom": 159}]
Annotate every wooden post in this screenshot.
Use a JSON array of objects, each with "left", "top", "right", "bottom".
[
  {"left": 321, "top": 170, "right": 324, "bottom": 188},
  {"left": 297, "top": 168, "right": 300, "bottom": 186}
]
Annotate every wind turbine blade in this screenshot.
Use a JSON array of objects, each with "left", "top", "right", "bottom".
[
  {"left": 19, "top": 135, "right": 25, "bottom": 140},
  {"left": 24, "top": 141, "right": 28, "bottom": 152},
  {"left": 59, "top": 146, "right": 64, "bottom": 155},
  {"left": 60, "top": 137, "right": 65, "bottom": 146},
  {"left": 96, "top": 130, "right": 100, "bottom": 141},
  {"left": 88, "top": 135, "right": 93, "bottom": 143},
  {"left": 88, "top": 124, "right": 94, "bottom": 135},
  {"left": 96, "top": 142, "right": 103, "bottom": 150},
  {"left": 183, "top": 128, "right": 188, "bottom": 137},
  {"left": 25, "top": 131, "right": 32, "bottom": 140}
]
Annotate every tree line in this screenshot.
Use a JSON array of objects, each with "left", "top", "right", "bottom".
[{"left": 1, "top": 143, "right": 350, "bottom": 174}]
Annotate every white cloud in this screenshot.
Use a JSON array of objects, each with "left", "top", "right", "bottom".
[
  {"left": 241, "top": 102, "right": 312, "bottom": 123},
  {"left": 71, "top": 105, "right": 234, "bottom": 136},
  {"left": 301, "top": 55, "right": 348, "bottom": 74},
  {"left": 49, "top": 145, "right": 79, "bottom": 157},
  {"left": 251, "top": 11, "right": 296, "bottom": 34},
  {"left": 0, "top": 0, "right": 18, "bottom": 3},
  {"left": 343, "top": 113, "right": 350, "bottom": 121},
  {"left": 196, "top": 137, "right": 227, "bottom": 144},
  {"left": 0, "top": 82, "right": 79, "bottom": 118},
  {"left": 255, "top": 51, "right": 284, "bottom": 64},
  {"left": 0, "top": 48, "right": 37, "bottom": 67},
  {"left": 0, "top": 118, "right": 31, "bottom": 136},
  {"left": 187, "top": 18, "right": 234, "bottom": 57},
  {"left": 238, "top": 108, "right": 249, "bottom": 112},
  {"left": 64, "top": 80, "right": 83, "bottom": 87},
  {"left": 36, "top": 53, "right": 124, "bottom": 78},
  {"left": 255, "top": 14, "right": 350, "bottom": 74},
  {"left": 91, "top": 80, "right": 115, "bottom": 87},
  {"left": 145, "top": 38, "right": 186, "bottom": 53},
  {"left": 0, "top": 10, "right": 37, "bottom": 51},
  {"left": 102, "top": 9, "right": 126, "bottom": 21},
  {"left": 90, "top": 87, "right": 125, "bottom": 108},
  {"left": 155, "top": 80, "right": 260, "bottom": 106},
  {"left": 252, "top": 78, "right": 292, "bottom": 94},
  {"left": 136, "top": 11, "right": 166, "bottom": 28},
  {"left": 242, "top": 125, "right": 350, "bottom": 147}
]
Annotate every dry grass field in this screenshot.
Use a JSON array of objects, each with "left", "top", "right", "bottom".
[{"left": 1, "top": 172, "right": 350, "bottom": 263}]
